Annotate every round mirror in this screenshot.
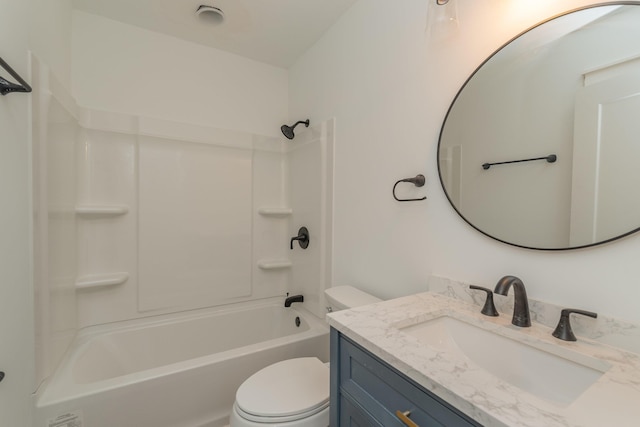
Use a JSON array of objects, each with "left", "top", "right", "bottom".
[{"left": 438, "top": 3, "right": 640, "bottom": 250}]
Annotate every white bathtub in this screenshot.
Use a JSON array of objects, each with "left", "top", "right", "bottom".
[{"left": 34, "top": 299, "right": 329, "bottom": 427}]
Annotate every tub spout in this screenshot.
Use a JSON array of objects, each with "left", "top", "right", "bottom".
[{"left": 284, "top": 294, "right": 304, "bottom": 307}]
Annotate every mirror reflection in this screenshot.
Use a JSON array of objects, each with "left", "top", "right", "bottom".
[{"left": 438, "top": 4, "right": 640, "bottom": 250}]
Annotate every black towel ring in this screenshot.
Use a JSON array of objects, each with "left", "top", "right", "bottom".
[{"left": 393, "top": 174, "right": 426, "bottom": 202}]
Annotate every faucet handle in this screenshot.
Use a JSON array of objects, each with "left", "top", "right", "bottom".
[
  {"left": 552, "top": 308, "right": 597, "bottom": 341},
  {"left": 290, "top": 226, "right": 310, "bottom": 250},
  {"left": 469, "top": 285, "right": 499, "bottom": 317}
]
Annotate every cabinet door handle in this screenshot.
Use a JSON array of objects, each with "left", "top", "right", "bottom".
[{"left": 396, "top": 410, "right": 420, "bottom": 427}]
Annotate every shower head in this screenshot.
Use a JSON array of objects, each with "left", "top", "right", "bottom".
[{"left": 281, "top": 119, "right": 310, "bottom": 140}]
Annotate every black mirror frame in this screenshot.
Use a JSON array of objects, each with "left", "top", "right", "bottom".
[{"left": 436, "top": 2, "right": 640, "bottom": 251}]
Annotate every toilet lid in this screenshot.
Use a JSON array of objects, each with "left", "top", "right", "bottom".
[{"left": 236, "top": 357, "right": 329, "bottom": 420}]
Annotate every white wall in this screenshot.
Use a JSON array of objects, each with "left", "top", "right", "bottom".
[
  {"left": 71, "top": 11, "right": 289, "bottom": 137},
  {"left": 0, "top": 1, "right": 33, "bottom": 424},
  {"left": 30, "top": 0, "right": 73, "bottom": 90},
  {"left": 1, "top": 0, "right": 74, "bottom": 423},
  {"left": 28, "top": 0, "right": 77, "bottom": 396},
  {"left": 289, "top": 0, "right": 640, "bottom": 324}
]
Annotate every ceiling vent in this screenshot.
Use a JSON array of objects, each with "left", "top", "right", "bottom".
[{"left": 196, "top": 5, "right": 225, "bottom": 26}]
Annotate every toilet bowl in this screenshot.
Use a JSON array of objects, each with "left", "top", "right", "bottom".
[
  {"left": 229, "top": 357, "right": 330, "bottom": 427},
  {"left": 229, "top": 286, "right": 381, "bottom": 427}
]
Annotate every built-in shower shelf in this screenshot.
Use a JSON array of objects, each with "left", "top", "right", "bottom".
[
  {"left": 75, "top": 205, "right": 129, "bottom": 216},
  {"left": 258, "top": 207, "right": 293, "bottom": 217},
  {"left": 76, "top": 272, "right": 129, "bottom": 290},
  {"left": 257, "top": 260, "right": 292, "bottom": 270}
]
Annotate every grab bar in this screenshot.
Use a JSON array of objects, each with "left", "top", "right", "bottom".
[{"left": 0, "top": 56, "right": 32, "bottom": 96}]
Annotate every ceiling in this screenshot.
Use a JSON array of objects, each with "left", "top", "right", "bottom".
[{"left": 72, "top": 0, "right": 358, "bottom": 69}]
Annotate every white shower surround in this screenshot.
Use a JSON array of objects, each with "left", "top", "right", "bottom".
[
  {"left": 69, "top": 108, "right": 334, "bottom": 326},
  {"left": 72, "top": 110, "right": 286, "bottom": 324},
  {"left": 34, "top": 78, "right": 334, "bottom": 329}
]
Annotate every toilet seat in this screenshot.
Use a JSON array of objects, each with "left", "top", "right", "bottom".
[
  {"left": 234, "top": 401, "right": 328, "bottom": 424},
  {"left": 235, "top": 357, "right": 329, "bottom": 423}
]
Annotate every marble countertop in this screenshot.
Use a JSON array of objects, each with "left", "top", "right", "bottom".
[{"left": 327, "top": 292, "right": 640, "bottom": 427}]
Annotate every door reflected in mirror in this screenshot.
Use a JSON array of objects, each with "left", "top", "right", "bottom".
[{"left": 438, "top": 4, "right": 640, "bottom": 250}]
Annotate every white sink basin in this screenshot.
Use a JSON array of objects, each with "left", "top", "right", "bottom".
[{"left": 399, "top": 316, "right": 608, "bottom": 406}]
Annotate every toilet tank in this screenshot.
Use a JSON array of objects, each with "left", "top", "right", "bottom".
[{"left": 324, "top": 286, "right": 381, "bottom": 312}]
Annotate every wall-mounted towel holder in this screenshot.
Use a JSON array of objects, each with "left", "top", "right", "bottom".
[
  {"left": 0, "top": 56, "right": 32, "bottom": 96},
  {"left": 482, "top": 154, "right": 556, "bottom": 170},
  {"left": 393, "top": 174, "right": 426, "bottom": 202}
]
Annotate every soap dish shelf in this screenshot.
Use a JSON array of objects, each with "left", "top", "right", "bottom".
[
  {"left": 258, "top": 260, "right": 292, "bottom": 270},
  {"left": 76, "top": 272, "right": 129, "bottom": 290},
  {"left": 76, "top": 205, "right": 129, "bottom": 216},
  {"left": 258, "top": 207, "right": 293, "bottom": 217}
]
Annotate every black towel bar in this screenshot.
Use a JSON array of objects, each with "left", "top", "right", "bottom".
[
  {"left": 482, "top": 154, "right": 556, "bottom": 170},
  {"left": 0, "top": 56, "right": 32, "bottom": 96}
]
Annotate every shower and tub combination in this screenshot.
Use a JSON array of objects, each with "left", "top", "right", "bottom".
[{"left": 32, "top": 65, "right": 335, "bottom": 427}]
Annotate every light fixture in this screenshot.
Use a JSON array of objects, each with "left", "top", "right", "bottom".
[{"left": 436, "top": 0, "right": 450, "bottom": 4}]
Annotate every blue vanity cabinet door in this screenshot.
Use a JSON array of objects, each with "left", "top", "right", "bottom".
[
  {"left": 330, "top": 328, "right": 482, "bottom": 427},
  {"left": 339, "top": 393, "right": 384, "bottom": 426}
]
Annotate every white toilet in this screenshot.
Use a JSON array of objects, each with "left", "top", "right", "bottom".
[{"left": 229, "top": 286, "right": 381, "bottom": 427}]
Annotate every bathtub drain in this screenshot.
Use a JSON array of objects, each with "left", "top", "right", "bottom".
[{"left": 295, "top": 316, "right": 301, "bottom": 327}]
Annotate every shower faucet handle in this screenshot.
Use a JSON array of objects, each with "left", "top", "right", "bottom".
[{"left": 290, "top": 227, "right": 310, "bottom": 250}]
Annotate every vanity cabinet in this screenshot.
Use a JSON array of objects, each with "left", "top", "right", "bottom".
[{"left": 330, "top": 328, "right": 482, "bottom": 427}]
